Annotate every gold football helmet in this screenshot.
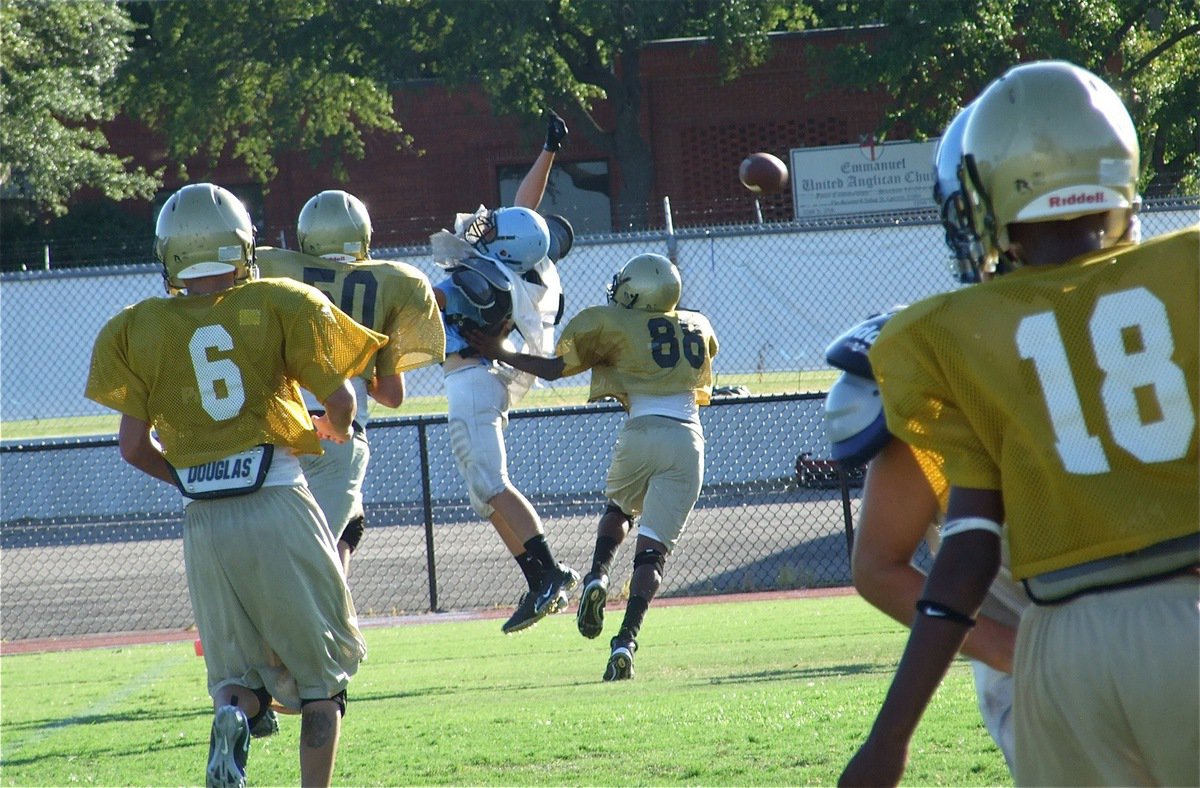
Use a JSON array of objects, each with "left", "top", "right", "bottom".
[
  {"left": 297, "top": 190, "right": 372, "bottom": 260},
  {"left": 608, "top": 253, "right": 681, "bottom": 312},
  {"left": 155, "top": 183, "right": 256, "bottom": 294},
  {"left": 960, "top": 60, "right": 1139, "bottom": 266}
]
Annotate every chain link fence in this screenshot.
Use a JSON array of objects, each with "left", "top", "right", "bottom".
[{"left": 2, "top": 200, "right": 1196, "bottom": 641}]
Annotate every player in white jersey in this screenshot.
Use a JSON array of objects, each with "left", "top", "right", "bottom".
[
  {"left": 823, "top": 103, "right": 1026, "bottom": 772},
  {"left": 431, "top": 110, "right": 580, "bottom": 635},
  {"left": 468, "top": 252, "right": 719, "bottom": 681},
  {"left": 86, "top": 183, "right": 387, "bottom": 788},
  {"left": 840, "top": 61, "right": 1198, "bottom": 787},
  {"left": 257, "top": 190, "right": 444, "bottom": 574}
]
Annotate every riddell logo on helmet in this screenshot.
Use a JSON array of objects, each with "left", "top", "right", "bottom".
[{"left": 1048, "top": 191, "right": 1107, "bottom": 208}]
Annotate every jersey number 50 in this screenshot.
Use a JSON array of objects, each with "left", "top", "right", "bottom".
[{"left": 304, "top": 267, "right": 378, "bottom": 327}]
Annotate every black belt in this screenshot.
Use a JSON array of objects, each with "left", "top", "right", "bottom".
[{"left": 1024, "top": 532, "right": 1199, "bottom": 605}]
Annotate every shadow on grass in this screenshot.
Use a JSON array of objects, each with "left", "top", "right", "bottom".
[
  {"left": 704, "top": 662, "right": 890, "bottom": 685},
  {"left": 2, "top": 705, "right": 208, "bottom": 734}
]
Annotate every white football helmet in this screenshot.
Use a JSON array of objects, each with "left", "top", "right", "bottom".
[
  {"left": 297, "top": 190, "right": 372, "bottom": 260},
  {"left": 960, "top": 60, "right": 1139, "bottom": 266},
  {"left": 607, "top": 253, "right": 682, "bottom": 312},
  {"left": 155, "top": 183, "right": 256, "bottom": 294},
  {"left": 932, "top": 102, "right": 986, "bottom": 283},
  {"left": 464, "top": 206, "right": 550, "bottom": 272}
]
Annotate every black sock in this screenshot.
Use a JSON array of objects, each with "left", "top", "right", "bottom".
[
  {"left": 617, "top": 594, "right": 650, "bottom": 644},
  {"left": 590, "top": 536, "right": 620, "bottom": 577},
  {"left": 522, "top": 535, "right": 556, "bottom": 573},
  {"left": 515, "top": 551, "right": 542, "bottom": 591}
]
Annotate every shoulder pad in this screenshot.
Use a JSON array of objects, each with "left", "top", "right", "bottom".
[
  {"left": 450, "top": 255, "right": 512, "bottom": 292},
  {"left": 824, "top": 372, "right": 891, "bottom": 466},
  {"left": 824, "top": 308, "right": 903, "bottom": 380}
]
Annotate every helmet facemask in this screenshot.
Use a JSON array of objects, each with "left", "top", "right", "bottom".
[{"left": 932, "top": 102, "right": 986, "bottom": 284}]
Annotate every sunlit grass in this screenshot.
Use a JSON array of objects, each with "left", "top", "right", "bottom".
[{"left": 0, "top": 595, "right": 1010, "bottom": 786}]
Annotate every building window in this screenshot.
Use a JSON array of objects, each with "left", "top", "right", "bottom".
[{"left": 498, "top": 160, "right": 611, "bottom": 234}]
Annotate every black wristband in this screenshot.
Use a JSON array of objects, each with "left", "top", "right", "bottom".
[{"left": 916, "top": 598, "right": 976, "bottom": 628}]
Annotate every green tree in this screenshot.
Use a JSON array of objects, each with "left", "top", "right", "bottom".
[
  {"left": 119, "top": 0, "right": 411, "bottom": 185},
  {"left": 119, "top": 0, "right": 814, "bottom": 230},
  {"left": 810, "top": 0, "right": 1199, "bottom": 195},
  {"left": 412, "top": 0, "right": 816, "bottom": 229},
  {"left": 0, "top": 0, "right": 159, "bottom": 221}
]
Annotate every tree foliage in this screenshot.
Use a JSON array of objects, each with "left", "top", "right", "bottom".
[
  {"left": 118, "top": 0, "right": 813, "bottom": 229},
  {"left": 810, "top": 0, "right": 1200, "bottom": 194},
  {"left": 0, "top": 0, "right": 159, "bottom": 220},
  {"left": 119, "top": 0, "right": 412, "bottom": 184},
  {"left": 408, "top": 0, "right": 815, "bottom": 228}
]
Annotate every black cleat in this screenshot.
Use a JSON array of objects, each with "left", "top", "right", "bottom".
[
  {"left": 534, "top": 563, "right": 580, "bottom": 616},
  {"left": 206, "top": 704, "right": 250, "bottom": 788},
  {"left": 603, "top": 637, "right": 637, "bottom": 682},
  {"left": 502, "top": 591, "right": 547, "bottom": 634},
  {"left": 576, "top": 572, "right": 609, "bottom": 639},
  {"left": 249, "top": 708, "right": 278, "bottom": 739}
]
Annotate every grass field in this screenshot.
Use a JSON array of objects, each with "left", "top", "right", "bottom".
[
  {"left": 0, "top": 370, "right": 838, "bottom": 441},
  {"left": 0, "top": 594, "right": 1010, "bottom": 786}
]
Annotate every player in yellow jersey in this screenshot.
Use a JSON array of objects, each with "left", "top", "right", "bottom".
[
  {"left": 468, "top": 253, "right": 719, "bottom": 680},
  {"left": 431, "top": 110, "right": 579, "bottom": 635},
  {"left": 825, "top": 103, "right": 1026, "bottom": 773},
  {"left": 840, "top": 61, "right": 1198, "bottom": 786},
  {"left": 85, "top": 183, "right": 388, "bottom": 788},
  {"left": 257, "top": 190, "right": 445, "bottom": 574}
]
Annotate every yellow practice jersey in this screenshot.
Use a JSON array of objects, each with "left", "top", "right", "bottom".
[
  {"left": 256, "top": 248, "right": 445, "bottom": 376},
  {"left": 557, "top": 304, "right": 719, "bottom": 410},
  {"left": 870, "top": 227, "right": 1199, "bottom": 579},
  {"left": 85, "top": 278, "right": 388, "bottom": 467}
]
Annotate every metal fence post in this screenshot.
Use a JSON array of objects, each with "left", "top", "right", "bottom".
[
  {"left": 838, "top": 466, "right": 855, "bottom": 561},
  {"left": 417, "top": 421, "right": 440, "bottom": 612}
]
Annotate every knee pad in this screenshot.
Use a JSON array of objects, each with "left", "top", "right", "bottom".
[
  {"left": 604, "top": 502, "right": 633, "bottom": 526},
  {"left": 633, "top": 547, "right": 666, "bottom": 577},
  {"left": 300, "top": 689, "right": 347, "bottom": 717},
  {"left": 246, "top": 686, "right": 276, "bottom": 734},
  {"left": 340, "top": 514, "right": 365, "bottom": 552}
]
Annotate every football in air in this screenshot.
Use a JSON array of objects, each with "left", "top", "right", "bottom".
[{"left": 739, "top": 152, "right": 789, "bottom": 195}]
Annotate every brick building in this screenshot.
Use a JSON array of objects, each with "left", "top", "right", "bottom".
[{"left": 105, "top": 27, "right": 893, "bottom": 251}]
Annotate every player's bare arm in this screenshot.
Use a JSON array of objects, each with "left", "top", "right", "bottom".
[
  {"left": 854, "top": 442, "right": 1016, "bottom": 674},
  {"left": 841, "top": 488, "right": 1003, "bottom": 785},
  {"left": 514, "top": 110, "right": 567, "bottom": 209},
  {"left": 313, "top": 380, "right": 356, "bottom": 444},
  {"left": 465, "top": 326, "right": 566, "bottom": 381},
  {"left": 117, "top": 414, "right": 176, "bottom": 485},
  {"left": 368, "top": 372, "right": 405, "bottom": 408}
]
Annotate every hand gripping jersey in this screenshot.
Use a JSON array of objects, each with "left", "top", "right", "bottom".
[
  {"left": 557, "top": 304, "right": 719, "bottom": 410},
  {"left": 870, "top": 228, "right": 1199, "bottom": 581},
  {"left": 85, "top": 278, "right": 388, "bottom": 468}
]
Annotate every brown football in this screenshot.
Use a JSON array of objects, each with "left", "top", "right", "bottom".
[{"left": 739, "top": 152, "right": 789, "bottom": 195}]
